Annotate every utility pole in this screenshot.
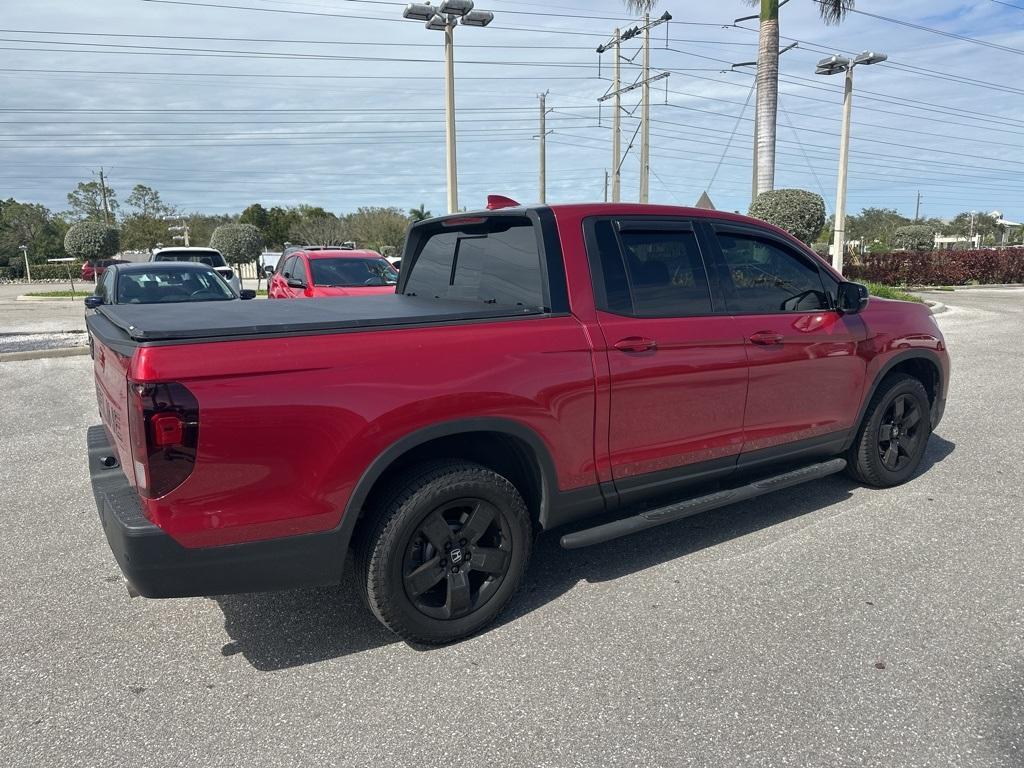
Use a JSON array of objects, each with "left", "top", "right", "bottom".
[
  {"left": 612, "top": 27, "right": 621, "bottom": 203},
  {"left": 915, "top": 191, "right": 921, "bottom": 221},
  {"left": 538, "top": 91, "right": 547, "bottom": 204},
  {"left": 603, "top": 170, "right": 609, "bottom": 202},
  {"left": 97, "top": 168, "right": 111, "bottom": 226},
  {"left": 639, "top": 14, "right": 651, "bottom": 204},
  {"left": 596, "top": 14, "right": 670, "bottom": 205}
]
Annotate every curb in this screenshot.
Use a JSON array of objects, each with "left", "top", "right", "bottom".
[
  {"left": 0, "top": 346, "right": 89, "bottom": 363},
  {"left": 16, "top": 294, "right": 88, "bottom": 302},
  {"left": 912, "top": 283, "right": 1024, "bottom": 291},
  {"left": 924, "top": 300, "right": 948, "bottom": 315}
]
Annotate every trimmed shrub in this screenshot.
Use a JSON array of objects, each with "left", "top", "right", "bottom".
[
  {"left": 892, "top": 225, "right": 934, "bottom": 252},
  {"left": 64, "top": 221, "right": 119, "bottom": 261},
  {"left": 845, "top": 248, "right": 1024, "bottom": 286},
  {"left": 811, "top": 242, "right": 830, "bottom": 258},
  {"left": 748, "top": 189, "right": 826, "bottom": 244},
  {"left": 209, "top": 223, "right": 263, "bottom": 266}
]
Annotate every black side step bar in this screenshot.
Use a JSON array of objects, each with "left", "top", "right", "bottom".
[{"left": 560, "top": 458, "right": 847, "bottom": 549}]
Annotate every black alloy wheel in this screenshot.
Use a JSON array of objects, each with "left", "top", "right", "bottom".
[
  {"left": 877, "top": 393, "right": 924, "bottom": 472},
  {"left": 402, "top": 499, "right": 512, "bottom": 621}
]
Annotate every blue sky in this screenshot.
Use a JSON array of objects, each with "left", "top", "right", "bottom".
[{"left": 2, "top": 0, "right": 1023, "bottom": 220}]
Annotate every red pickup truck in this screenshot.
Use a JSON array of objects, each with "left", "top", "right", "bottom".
[{"left": 87, "top": 201, "right": 949, "bottom": 643}]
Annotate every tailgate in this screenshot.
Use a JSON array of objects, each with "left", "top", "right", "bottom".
[{"left": 92, "top": 333, "right": 137, "bottom": 488}]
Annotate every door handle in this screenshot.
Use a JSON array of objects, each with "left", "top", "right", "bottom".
[
  {"left": 749, "top": 330, "right": 784, "bottom": 346},
  {"left": 613, "top": 337, "right": 657, "bottom": 353}
]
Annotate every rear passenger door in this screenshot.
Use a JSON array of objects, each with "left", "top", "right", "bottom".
[
  {"left": 704, "top": 222, "right": 868, "bottom": 456},
  {"left": 586, "top": 217, "right": 748, "bottom": 504}
]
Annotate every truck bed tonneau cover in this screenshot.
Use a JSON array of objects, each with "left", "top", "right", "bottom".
[{"left": 94, "top": 294, "right": 543, "bottom": 342}]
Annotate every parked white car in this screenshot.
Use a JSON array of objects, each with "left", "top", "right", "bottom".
[{"left": 149, "top": 247, "right": 241, "bottom": 293}]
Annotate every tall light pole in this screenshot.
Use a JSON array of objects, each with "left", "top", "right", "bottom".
[
  {"left": 816, "top": 50, "right": 887, "bottom": 274},
  {"left": 402, "top": 1, "right": 495, "bottom": 214},
  {"left": 19, "top": 244, "right": 31, "bottom": 282}
]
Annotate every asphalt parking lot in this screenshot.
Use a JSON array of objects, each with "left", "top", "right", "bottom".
[{"left": 1, "top": 288, "right": 1021, "bottom": 767}]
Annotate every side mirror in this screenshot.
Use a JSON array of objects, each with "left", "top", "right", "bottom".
[
  {"left": 84, "top": 295, "right": 103, "bottom": 309},
  {"left": 836, "top": 281, "right": 869, "bottom": 314},
  {"left": 263, "top": 265, "right": 275, "bottom": 276},
  {"left": 239, "top": 289, "right": 257, "bottom": 300},
  {"left": 286, "top": 278, "right": 306, "bottom": 289}
]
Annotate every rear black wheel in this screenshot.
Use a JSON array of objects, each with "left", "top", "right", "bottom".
[
  {"left": 848, "top": 374, "right": 932, "bottom": 487},
  {"left": 355, "top": 461, "right": 531, "bottom": 644}
]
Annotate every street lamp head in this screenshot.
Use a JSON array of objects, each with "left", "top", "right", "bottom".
[
  {"left": 815, "top": 54, "right": 851, "bottom": 76},
  {"left": 439, "top": 0, "right": 474, "bottom": 16},
  {"left": 461, "top": 9, "right": 493, "bottom": 26},
  {"left": 660, "top": 11, "right": 672, "bottom": 21},
  {"left": 403, "top": 3, "right": 436, "bottom": 22},
  {"left": 853, "top": 50, "right": 888, "bottom": 66},
  {"left": 425, "top": 13, "right": 448, "bottom": 29}
]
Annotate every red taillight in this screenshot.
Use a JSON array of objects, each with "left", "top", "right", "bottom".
[{"left": 127, "top": 381, "right": 199, "bottom": 499}]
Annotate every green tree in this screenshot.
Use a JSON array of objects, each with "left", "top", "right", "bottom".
[
  {"left": 845, "top": 207, "right": 911, "bottom": 250},
  {"left": 892, "top": 224, "right": 935, "bottom": 252},
  {"left": 66, "top": 180, "right": 118, "bottom": 223},
  {"left": 409, "top": 204, "right": 432, "bottom": 222},
  {"left": 125, "top": 185, "right": 173, "bottom": 218},
  {"left": 64, "top": 220, "right": 120, "bottom": 261},
  {"left": 344, "top": 207, "right": 410, "bottom": 254},
  {"left": 944, "top": 211, "right": 1004, "bottom": 245},
  {"left": 743, "top": 0, "right": 854, "bottom": 195},
  {"left": 748, "top": 188, "right": 826, "bottom": 244},
  {"left": 290, "top": 215, "right": 349, "bottom": 247},
  {"left": 264, "top": 206, "right": 301, "bottom": 249},
  {"left": 120, "top": 215, "right": 169, "bottom": 251},
  {"left": 209, "top": 223, "right": 263, "bottom": 267}
]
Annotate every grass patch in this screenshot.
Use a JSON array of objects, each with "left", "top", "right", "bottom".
[
  {"left": 864, "top": 282, "right": 924, "bottom": 303},
  {"left": 24, "top": 290, "right": 91, "bottom": 298}
]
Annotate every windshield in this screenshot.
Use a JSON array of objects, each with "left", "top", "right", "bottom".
[
  {"left": 309, "top": 257, "right": 398, "bottom": 287},
  {"left": 153, "top": 251, "right": 227, "bottom": 268},
  {"left": 116, "top": 269, "right": 235, "bottom": 304}
]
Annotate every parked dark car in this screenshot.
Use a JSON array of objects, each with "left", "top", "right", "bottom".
[
  {"left": 84, "top": 262, "right": 255, "bottom": 310},
  {"left": 81, "top": 258, "right": 129, "bottom": 282}
]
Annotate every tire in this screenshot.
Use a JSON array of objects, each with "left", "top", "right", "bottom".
[
  {"left": 354, "top": 460, "right": 532, "bottom": 644},
  {"left": 847, "top": 373, "right": 932, "bottom": 487}
]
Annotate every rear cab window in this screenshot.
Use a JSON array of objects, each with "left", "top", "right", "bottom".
[
  {"left": 585, "top": 217, "right": 716, "bottom": 317},
  {"left": 401, "top": 215, "right": 549, "bottom": 310}
]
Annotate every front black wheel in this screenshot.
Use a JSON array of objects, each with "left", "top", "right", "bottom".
[
  {"left": 848, "top": 373, "right": 932, "bottom": 487},
  {"left": 354, "top": 461, "right": 531, "bottom": 644}
]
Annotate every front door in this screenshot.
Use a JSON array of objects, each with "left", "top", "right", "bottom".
[
  {"left": 705, "top": 223, "right": 868, "bottom": 456},
  {"left": 587, "top": 217, "right": 749, "bottom": 504}
]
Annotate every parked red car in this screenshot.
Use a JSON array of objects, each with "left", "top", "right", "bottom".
[
  {"left": 81, "top": 258, "right": 128, "bottom": 282},
  {"left": 268, "top": 248, "right": 397, "bottom": 298},
  {"left": 86, "top": 200, "right": 949, "bottom": 644}
]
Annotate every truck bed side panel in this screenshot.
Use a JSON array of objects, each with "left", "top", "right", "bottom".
[{"left": 132, "top": 315, "right": 597, "bottom": 548}]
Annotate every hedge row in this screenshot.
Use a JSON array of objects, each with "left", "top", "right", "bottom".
[
  {"left": 845, "top": 248, "right": 1024, "bottom": 286},
  {"left": 1, "top": 262, "right": 85, "bottom": 280}
]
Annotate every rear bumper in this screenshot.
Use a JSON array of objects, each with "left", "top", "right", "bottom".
[{"left": 87, "top": 425, "right": 345, "bottom": 598}]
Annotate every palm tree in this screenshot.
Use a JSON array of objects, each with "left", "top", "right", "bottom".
[
  {"left": 408, "top": 204, "right": 431, "bottom": 222},
  {"left": 748, "top": 0, "right": 854, "bottom": 196},
  {"left": 622, "top": 0, "right": 657, "bottom": 12}
]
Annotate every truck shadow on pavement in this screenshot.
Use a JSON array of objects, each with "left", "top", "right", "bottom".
[{"left": 213, "top": 434, "right": 955, "bottom": 671}]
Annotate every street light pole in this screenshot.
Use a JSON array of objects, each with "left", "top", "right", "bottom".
[
  {"left": 816, "top": 50, "right": 887, "bottom": 275},
  {"left": 402, "top": 2, "right": 495, "bottom": 214},
  {"left": 19, "top": 245, "right": 31, "bottom": 282},
  {"left": 833, "top": 65, "right": 853, "bottom": 275},
  {"left": 443, "top": 20, "right": 458, "bottom": 213},
  {"left": 538, "top": 91, "right": 547, "bottom": 204}
]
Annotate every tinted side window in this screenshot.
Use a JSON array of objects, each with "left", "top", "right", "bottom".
[
  {"left": 716, "top": 233, "right": 829, "bottom": 313},
  {"left": 404, "top": 219, "right": 544, "bottom": 308},
  {"left": 282, "top": 256, "right": 298, "bottom": 278},
  {"left": 589, "top": 220, "right": 713, "bottom": 317},
  {"left": 98, "top": 270, "right": 115, "bottom": 301}
]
